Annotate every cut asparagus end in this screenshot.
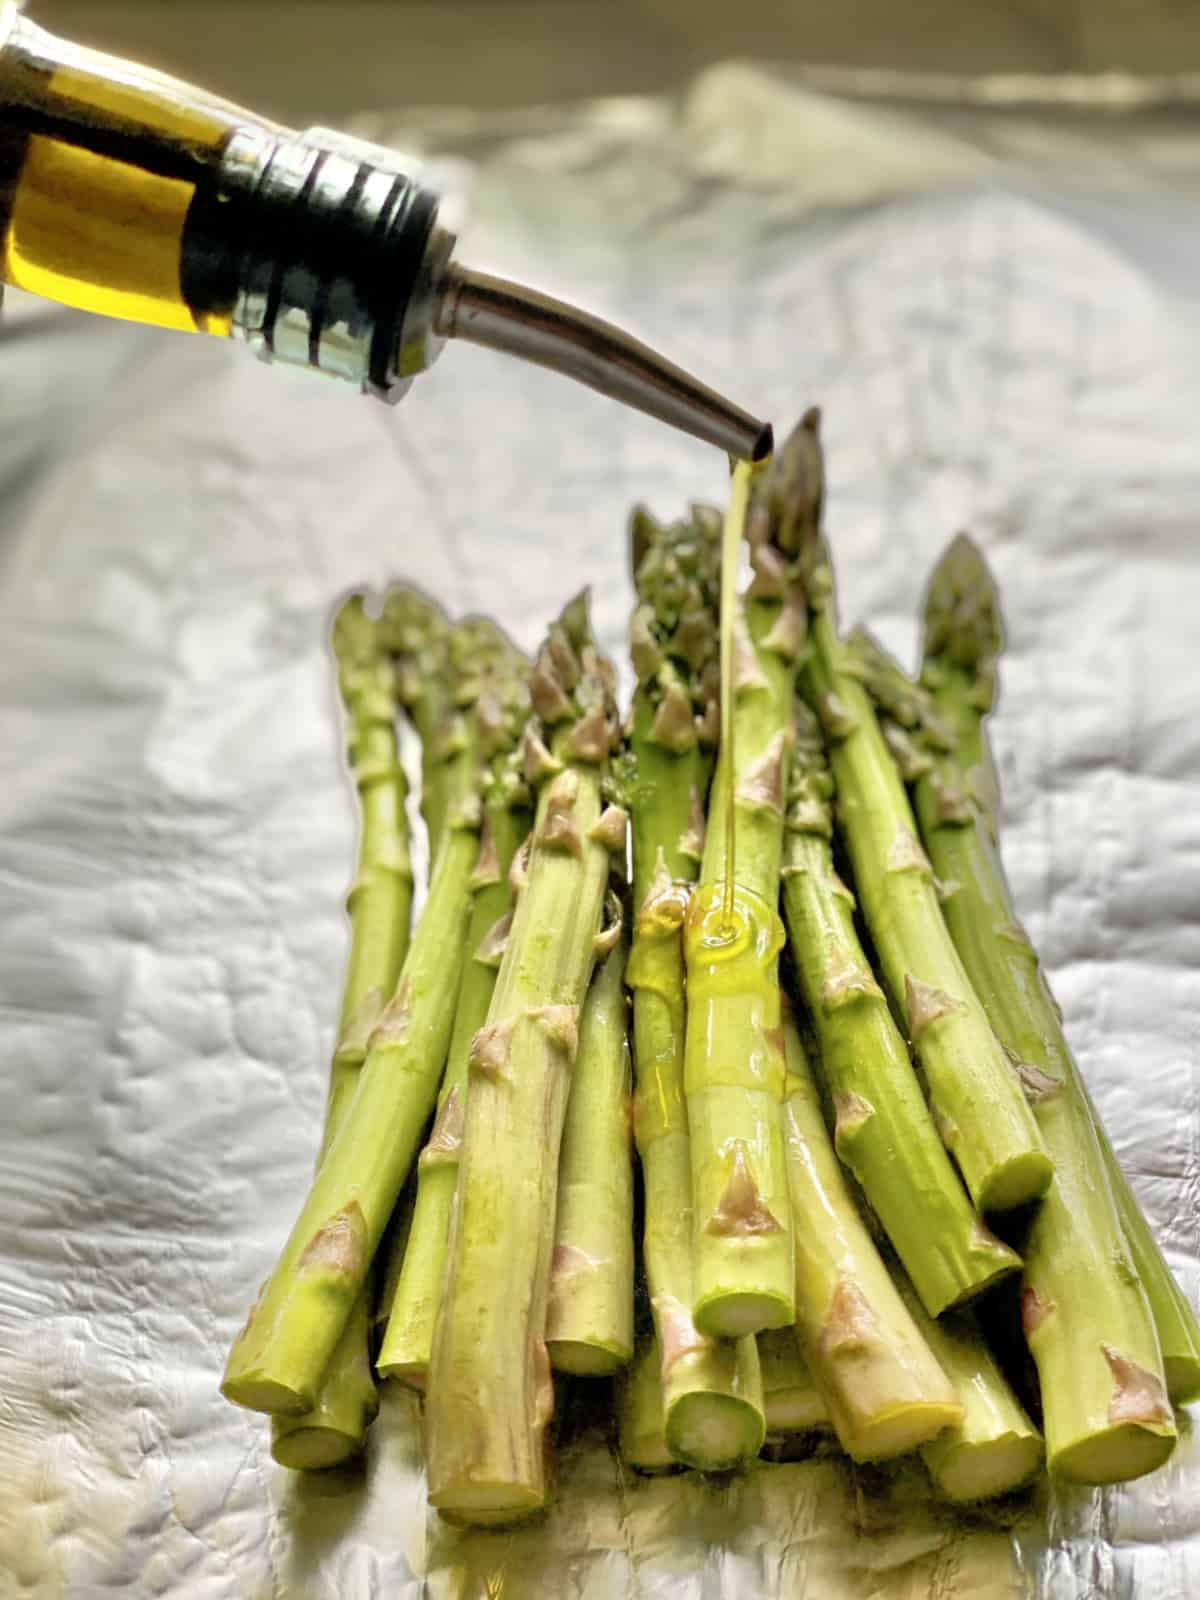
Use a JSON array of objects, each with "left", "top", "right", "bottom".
[
  {"left": 428, "top": 1484, "right": 546, "bottom": 1527},
  {"left": 271, "top": 1422, "right": 366, "bottom": 1472},
  {"left": 375, "top": 1357, "right": 426, "bottom": 1391},
  {"left": 845, "top": 1399, "right": 965, "bottom": 1464},
  {"left": 929, "top": 1432, "right": 1043, "bottom": 1503},
  {"left": 980, "top": 1149, "right": 1054, "bottom": 1213},
  {"left": 1051, "top": 1424, "right": 1176, "bottom": 1487},
  {"left": 894, "top": 1269, "right": 1043, "bottom": 1501},
  {"left": 765, "top": 1390, "right": 831, "bottom": 1434},
  {"left": 619, "top": 1336, "right": 682, "bottom": 1476},
  {"left": 666, "top": 1391, "right": 766, "bottom": 1471},
  {"left": 271, "top": 1295, "right": 378, "bottom": 1468},
  {"left": 222, "top": 1370, "right": 309, "bottom": 1416},
  {"left": 759, "top": 1327, "right": 829, "bottom": 1434},
  {"left": 694, "top": 1289, "right": 794, "bottom": 1340},
  {"left": 546, "top": 1339, "right": 630, "bottom": 1377}
]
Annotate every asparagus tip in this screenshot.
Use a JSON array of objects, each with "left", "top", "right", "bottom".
[{"left": 922, "top": 531, "right": 1004, "bottom": 677}]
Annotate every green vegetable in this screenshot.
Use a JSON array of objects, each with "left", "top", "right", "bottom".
[
  {"left": 378, "top": 632, "right": 531, "bottom": 1388},
  {"left": 624, "top": 503, "right": 765, "bottom": 1470},
  {"left": 780, "top": 1013, "right": 962, "bottom": 1461},
  {"left": 271, "top": 594, "right": 413, "bottom": 1469},
  {"left": 222, "top": 616, "right": 490, "bottom": 1417},
  {"left": 425, "top": 594, "right": 624, "bottom": 1526},
  {"left": 781, "top": 699, "right": 1020, "bottom": 1317}
]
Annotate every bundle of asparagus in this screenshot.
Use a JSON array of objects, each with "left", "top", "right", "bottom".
[
  {"left": 846, "top": 539, "right": 1198, "bottom": 1483},
  {"left": 220, "top": 407, "right": 1196, "bottom": 1532}
]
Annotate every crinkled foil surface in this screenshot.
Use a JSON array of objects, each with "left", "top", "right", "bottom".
[{"left": 2, "top": 64, "right": 1199, "bottom": 1600}]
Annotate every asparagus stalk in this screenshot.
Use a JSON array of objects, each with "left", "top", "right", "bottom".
[
  {"left": 889, "top": 1269, "right": 1043, "bottom": 1502},
  {"left": 758, "top": 1328, "right": 829, "bottom": 1436},
  {"left": 685, "top": 423, "right": 829, "bottom": 1340},
  {"left": 780, "top": 700, "right": 1020, "bottom": 1316},
  {"left": 378, "top": 650, "right": 532, "bottom": 1388},
  {"left": 794, "top": 526, "right": 1050, "bottom": 1214},
  {"left": 271, "top": 595, "right": 414, "bottom": 1470},
  {"left": 425, "top": 594, "right": 624, "bottom": 1526},
  {"left": 222, "top": 634, "right": 489, "bottom": 1417},
  {"left": 618, "top": 1334, "right": 680, "bottom": 1476},
  {"left": 862, "top": 540, "right": 1177, "bottom": 1482},
  {"left": 545, "top": 910, "right": 635, "bottom": 1374},
  {"left": 779, "top": 1011, "right": 962, "bottom": 1460},
  {"left": 919, "top": 536, "right": 1200, "bottom": 1408},
  {"left": 624, "top": 504, "right": 765, "bottom": 1469}
]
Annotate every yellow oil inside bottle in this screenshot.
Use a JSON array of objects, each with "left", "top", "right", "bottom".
[
  {"left": 7, "top": 137, "right": 205, "bottom": 332},
  {"left": 0, "top": 7, "right": 272, "bottom": 334}
]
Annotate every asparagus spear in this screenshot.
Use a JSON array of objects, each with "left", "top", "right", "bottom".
[
  {"left": 545, "top": 909, "right": 635, "bottom": 1374},
  {"left": 780, "top": 700, "right": 1020, "bottom": 1316},
  {"left": 624, "top": 504, "right": 765, "bottom": 1469},
  {"left": 860, "top": 540, "right": 1177, "bottom": 1482},
  {"left": 758, "top": 1328, "right": 830, "bottom": 1436},
  {"left": 425, "top": 594, "right": 624, "bottom": 1526},
  {"left": 793, "top": 526, "right": 1050, "bottom": 1214},
  {"left": 618, "top": 1333, "right": 680, "bottom": 1476},
  {"left": 222, "top": 629, "right": 491, "bottom": 1417},
  {"left": 685, "top": 423, "right": 829, "bottom": 1340},
  {"left": 271, "top": 595, "right": 414, "bottom": 1470},
  {"left": 890, "top": 1269, "right": 1043, "bottom": 1502},
  {"left": 779, "top": 1012, "right": 963, "bottom": 1461},
  {"left": 919, "top": 536, "right": 1200, "bottom": 1407},
  {"left": 377, "top": 649, "right": 532, "bottom": 1388}
]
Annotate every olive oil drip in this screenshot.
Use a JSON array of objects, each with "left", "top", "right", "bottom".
[{"left": 717, "top": 456, "right": 765, "bottom": 934}]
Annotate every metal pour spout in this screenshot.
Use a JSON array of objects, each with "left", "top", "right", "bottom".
[{"left": 434, "top": 264, "right": 774, "bottom": 463}]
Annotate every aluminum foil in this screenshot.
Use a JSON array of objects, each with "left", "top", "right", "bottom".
[{"left": 2, "top": 64, "right": 1199, "bottom": 1600}]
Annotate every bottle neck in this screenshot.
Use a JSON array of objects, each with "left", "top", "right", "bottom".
[{"left": 210, "top": 126, "right": 451, "bottom": 401}]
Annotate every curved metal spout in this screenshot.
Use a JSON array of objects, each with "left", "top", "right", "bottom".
[{"left": 435, "top": 264, "right": 773, "bottom": 462}]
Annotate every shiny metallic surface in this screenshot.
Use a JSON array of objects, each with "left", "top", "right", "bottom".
[
  {"left": 436, "top": 264, "right": 772, "bottom": 460},
  {"left": 224, "top": 126, "right": 276, "bottom": 352},
  {"left": 273, "top": 150, "right": 360, "bottom": 370},
  {"left": 3, "top": 64, "right": 1200, "bottom": 1600},
  {"left": 392, "top": 222, "right": 455, "bottom": 383}
]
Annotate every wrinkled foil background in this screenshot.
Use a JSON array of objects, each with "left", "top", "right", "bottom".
[{"left": 2, "top": 64, "right": 1199, "bottom": 1599}]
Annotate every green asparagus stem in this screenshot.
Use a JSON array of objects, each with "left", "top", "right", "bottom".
[
  {"left": 758, "top": 1328, "right": 830, "bottom": 1436},
  {"left": 919, "top": 536, "right": 1200, "bottom": 1408},
  {"left": 270, "top": 595, "right": 414, "bottom": 1470},
  {"left": 1100, "top": 1124, "right": 1200, "bottom": 1405},
  {"left": 378, "top": 649, "right": 532, "bottom": 1388},
  {"left": 685, "top": 424, "right": 828, "bottom": 1339},
  {"left": 371, "top": 1183, "right": 415, "bottom": 1337},
  {"left": 624, "top": 504, "right": 765, "bottom": 1470},
  {"left": 546, "top": 914, "right": 635, "bottom": 1374},
  {"left": 795, "top": 529, "right": 1050, "bottom": 1213},
  {"left": 618, "top": 1334, "right": 680, "bottom": 1476},
  {"left": 890, "top": 1270, "right": 1043, "bottom": 1502},
  {"left": 781, "top": 701, "right": 1020, "bottom": 1316},
  {"left": 873, "top": 539, "right": 1177, "bottom": 1481},
  {"left": 222, "top": 638, "right": 489, "bottom": 1418},
  {"left": 425, "top": 594, "right": 624, "bottom": 1526},
  {"left": 780, "top": 1013, "right": 963, "bottom": 1462}
]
